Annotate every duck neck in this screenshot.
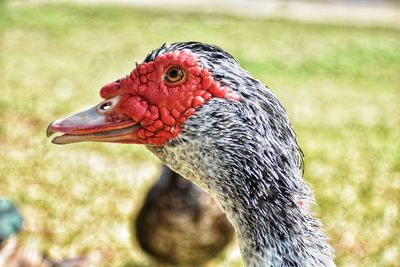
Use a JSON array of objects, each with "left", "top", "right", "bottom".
[
  {"left": 151, "top": 143, "right": 335, "bottom": 267},
  {"left": 219, "top": 173, "right": 334, "bottom": 267}
]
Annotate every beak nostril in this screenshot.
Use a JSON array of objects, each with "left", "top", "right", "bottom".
[
  {"left": 97, "top": 95, "right": 120, "bottom": 114},
  {"left": 99, "top": 101, "right": 112, "bottom": 111}
]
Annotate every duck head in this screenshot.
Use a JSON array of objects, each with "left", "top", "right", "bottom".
[{"left": 47, "top": 42, "right": 240, "bottom": 146}]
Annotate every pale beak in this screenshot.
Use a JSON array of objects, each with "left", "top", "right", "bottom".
[{"left": 47, "top": 95, "right": 140, "bottom": 145}]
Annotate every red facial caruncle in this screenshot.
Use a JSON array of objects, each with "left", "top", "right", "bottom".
[{"left": 47, "top": 49, "right": 239, "bottom": 146}]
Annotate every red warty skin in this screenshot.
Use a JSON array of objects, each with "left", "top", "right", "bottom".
[{"left": 99, "top": 50, "right": 239, "bottom": 146}]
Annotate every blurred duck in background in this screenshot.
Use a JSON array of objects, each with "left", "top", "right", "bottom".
[
  {"left": 134, "top": 166, "right": 234, "bottom": 266},
  {"left": 0, "top": 198, "right": 98, "bottom": 267}
]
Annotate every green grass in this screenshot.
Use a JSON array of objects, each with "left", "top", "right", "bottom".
[{"left": 1, "top": 3, "right": 399, "bottom": 266}]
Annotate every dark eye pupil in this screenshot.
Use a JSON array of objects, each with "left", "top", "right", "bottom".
[{"left": 169, "top": 69, "right": 178, "bottom": 78}]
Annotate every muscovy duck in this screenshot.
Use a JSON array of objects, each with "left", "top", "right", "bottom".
[
  {"left": 135, "top": 165, "right": 234, "bottom": 266},
  {"left": 47, "top": 42, "right": 335, "bottom": 266},
  {"left": 0, "top": 198, "right": 98, "bottom": 267}
]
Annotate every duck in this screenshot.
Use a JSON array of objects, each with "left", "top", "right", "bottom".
[
  {"left": 47, "top": 41, "right": 335, "bottom": 266},
  {"left": 0, "top": 198, "right": 98, "bottom": 267},
  {"left": 134, "top": 165, "right": 234, "bottom": 266}
]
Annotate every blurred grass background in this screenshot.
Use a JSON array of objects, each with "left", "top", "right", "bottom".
[{"left": 1, "top": 2, "right": 399, "bottom": 266}]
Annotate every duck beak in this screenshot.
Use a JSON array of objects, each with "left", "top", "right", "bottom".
[{"left": 47, "top": 96, "right": 140, "bottom": 145}]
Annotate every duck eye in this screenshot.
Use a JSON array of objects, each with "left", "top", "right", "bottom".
[{"left": 165, "top": 66, "right": 185, "bottom": 84}]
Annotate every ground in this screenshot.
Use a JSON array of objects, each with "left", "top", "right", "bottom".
[{"left": 1, "top": 3, "right": 399, "bottom": 267}]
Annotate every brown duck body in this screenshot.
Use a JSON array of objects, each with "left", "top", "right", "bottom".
[{"left": 135, "top": 166, "right": 234, "bottom": 266}]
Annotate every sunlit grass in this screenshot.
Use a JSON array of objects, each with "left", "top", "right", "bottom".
[{"left": 1, "top": 3, "right": 399, "bottom": 266}]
